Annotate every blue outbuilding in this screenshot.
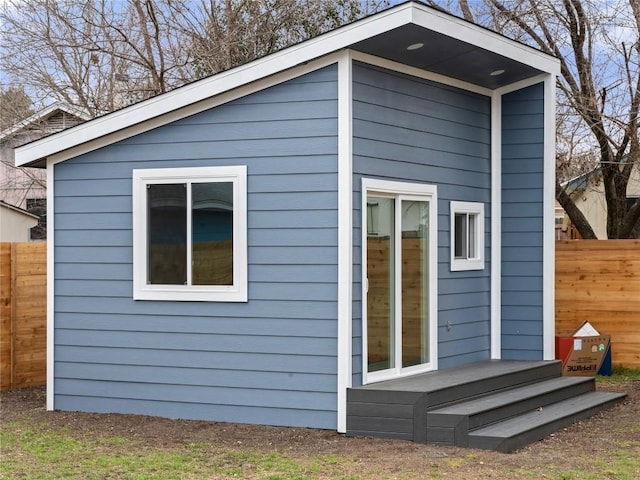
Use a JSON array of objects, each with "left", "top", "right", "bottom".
[{"left": 18, "top": 2, "right": 623, "bottom": 451}]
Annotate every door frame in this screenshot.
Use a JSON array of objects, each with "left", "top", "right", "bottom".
[{"left": 361, "top": 178, "right": 438, "bottom": 385}]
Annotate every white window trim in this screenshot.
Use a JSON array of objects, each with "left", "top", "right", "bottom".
[
  {"left": 450, "top": 201, "right": 485, "bottom": 272},
  {"left": 132, "top": 165, "right": 247, "bottom": 302}
]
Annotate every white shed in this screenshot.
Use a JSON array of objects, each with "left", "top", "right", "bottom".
[{"left": 0, "top": 201, "right": 39, "bottom": 242}]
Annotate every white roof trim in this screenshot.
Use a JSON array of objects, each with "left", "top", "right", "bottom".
[
  {"left": 15, "top": 1, "right": 559, "bottom": 167},
  {"left": 1, "top": 101, "right": 90, "bottom": 141},
  {"left": 46, "top": 54, "right": 341, "bottom": 166}
]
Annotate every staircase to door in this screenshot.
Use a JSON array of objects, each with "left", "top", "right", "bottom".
[{"left": 346, "top": 360, "right": 626, "bottom": 452}]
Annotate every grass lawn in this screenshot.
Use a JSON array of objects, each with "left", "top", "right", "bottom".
[{"left": 1, "top": 369, "right": 638, "bottom": 480}]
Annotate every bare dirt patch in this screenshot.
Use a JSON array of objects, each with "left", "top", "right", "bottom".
[{"left": 2, "top": 379, "right": 639, "bottom": 479}]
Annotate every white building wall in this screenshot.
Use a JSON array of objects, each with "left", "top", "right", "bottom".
[
  {"left": 570, "top": 165, "right": 640, "bottom": 239},
  {"left": 0, "top": 205, "right": 38, "bottom": 242}
]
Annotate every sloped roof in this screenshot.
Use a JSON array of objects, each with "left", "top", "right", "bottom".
[
  {"left": 15, "top": 1, "right": 559, "bottom": 168},
  {"left": 0, "top": 200, "right": 40, "bottom": 220},
  {"left": 563, "top": 155, "right": 634, "bottom": 194},
  {"left": 0, "top": 102, "right": 90, "bottom": 142}
]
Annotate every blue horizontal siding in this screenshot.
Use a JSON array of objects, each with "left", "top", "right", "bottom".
[
  {"left": 56, "top": 330, "right": 337, "bottom": 356},
  {"left": 57, "top": 313, "right": 337, "bottom": 337},
  {"left": 55, "top": 396, "right": 336, "bottom": 429},
  {"left": 121, "top": 118, "right": 336, "bottom": 144},
  {"left": 438, "top": 320, "right": 489, "bottom": 341},
  {"left": 56, "top": 363, "right": 336, "bottom": 392},
  {"left": 438, "top": 336, "right": 489, "bottom": 359},
  {"left": 56, "top": 346, "right": 337, "bottom": 374},
  {"left": 56, "top": 263, "right": 339, "bottom": 283},
  {"left": 54, "top": 155, "right": 339, "bottom": 178},
  {"left": 55, "top": 297, "right": 337, "bottom": 319},
  {"left": 501, "top": 82, "right": 545, "bottom": 360},
  {"left": 56, "top": 379, "right": 334, "bottom": 411},
  {"left": 351, "top": 62, "right": 492, "bottom": 380},
  {"left": 438, "top": 350, "right": 488, "bottom": 369},
  {"left": 250, "top": 210, "right": 337, "bottom": 229},
  {"left": 52, "top": 65, "right": 340, "bottom": 428},
  {"left": 61, "top": 138, "right": 337, "bottom": 165},
  {"left": 55, "top": 280, "right": 338, "bottom": 301}
]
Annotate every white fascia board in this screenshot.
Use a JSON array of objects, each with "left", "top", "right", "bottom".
[
  {"left": 44, "top": 54, "right": 342, "bottom": 167},
  {"left": 15, "top": 3, "right": 414, "bottom": 167},
  {"left": 411, "top": 7, "right": 560, "bottom": 76}
]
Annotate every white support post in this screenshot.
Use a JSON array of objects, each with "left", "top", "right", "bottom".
[
  {"left": 336, "top": 51, "right": 353, "bottom": 433},
  {"left": 490, "top": 92, "right": 502, "bottom": 359}
]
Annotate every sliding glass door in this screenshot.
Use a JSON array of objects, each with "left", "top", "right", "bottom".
[{"left": 363, "top": 180, "right": 437, "bottom": 383}]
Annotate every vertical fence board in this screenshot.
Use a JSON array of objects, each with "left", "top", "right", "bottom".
[
  {"left": 0, "top": 242, "right": 46, "bottom": 391},
  {"left": 556, "top": 240, "right": 640, "bottom": 368}
]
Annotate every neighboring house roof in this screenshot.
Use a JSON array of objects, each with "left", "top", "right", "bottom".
[
  {"left": 0, "top": 200, "right": 40, "bottom": 220},
  {"left": 0, "top": 101, "right": 91, "bottom": 143},
  {"left": 563, "top": 155, "right": 635, "bottom": 194},
  {"left": 15, "top": 1, "right": 560, "bottom": 168}
]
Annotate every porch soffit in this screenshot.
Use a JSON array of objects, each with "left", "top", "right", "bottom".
[{"left": 351, "top": 24, "right": 543, "bottom": 90}]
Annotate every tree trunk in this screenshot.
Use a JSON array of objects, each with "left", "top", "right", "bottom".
[{"left": 556, "top": 180, "right": 598, "bottom": 239}]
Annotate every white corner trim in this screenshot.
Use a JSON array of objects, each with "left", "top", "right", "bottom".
[
  {"left": 542, "top": 74, "right": 556, "bottom": 360},
  {"left": 490, "top": 92, "right": 502, "bottom": 359},
  {"left": 46, "top": 162, "right": 55, "bottom": 410},
  {"left": 336, "top": 52, "right": 353, "bottom": 434},
  {"left": 349, "top": 51, "right": 492, "bottom": 96},
  {"left": 495, "top": 73, "right": 549, "bottom": 96}
]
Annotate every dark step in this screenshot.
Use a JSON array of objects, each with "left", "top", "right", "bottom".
[
  {"left": 347, "top": 360, "right": 565, "bottom": 442},
  {"left": 467, "top": 391, "right": 627, "bottom": 453},
  {"left": 423, "top": 360, "right": 563, "bottom": 409},
  {"left": 426, "top": 376, "right": 595, "bottom": 446}
]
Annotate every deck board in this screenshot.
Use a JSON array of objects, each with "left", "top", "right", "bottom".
[{"left": 353, "top": 360, "right": 556, "bottom": 392}]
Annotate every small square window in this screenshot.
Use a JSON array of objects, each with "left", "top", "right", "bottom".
[
  {"left": 133, "top": 166, "right": 247, "bottom": 302},
  {"left": 450, "top": 201, "right": 484, "bottom": 271}
]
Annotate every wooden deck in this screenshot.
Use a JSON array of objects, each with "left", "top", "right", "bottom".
[{"left": 346, "top": 360, "right": 626, "bottom": 452}]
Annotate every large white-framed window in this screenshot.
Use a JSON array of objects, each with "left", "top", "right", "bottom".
[
  {"left": 132, "top": 165, "right": 247, "bottom": 302},
  {"left": 450, "top": 201, "right": 484, "bottom": 271}
]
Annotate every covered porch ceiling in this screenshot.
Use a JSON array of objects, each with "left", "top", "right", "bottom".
[{"left": 351, "top": 23, "right": 544, "bottom": 90}]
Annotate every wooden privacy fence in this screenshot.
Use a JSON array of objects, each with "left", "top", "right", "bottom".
[
  {"left": 556, "top": 240, "right": 640, "bottom": 368},
  {"left": 1, "top": 240, "right": 638, "bottom": 391},
  {"left": 0, "top": 242, "right": 46, "bottom": 391}
]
